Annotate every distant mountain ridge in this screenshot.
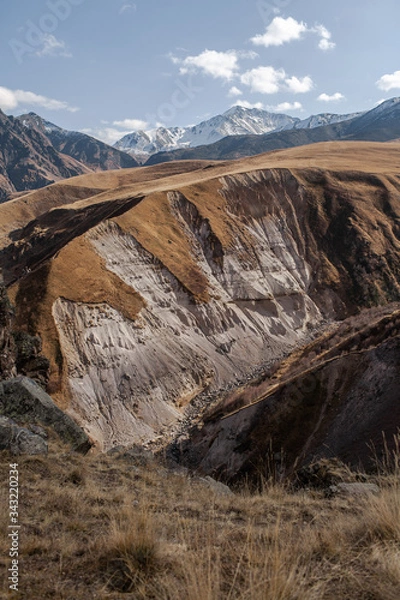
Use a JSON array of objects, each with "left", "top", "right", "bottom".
[
  {"left": 114, "top": 105, "right": 363, "bottom": 163},
  {"left": 0, "top": 111, "right": 138, "bottom": 201},
  {"left": 18, "top": 113, "right": 138, "bottom": 172},
  {"left": 145, "top": 98, "right": 400, "bottom": 165}
]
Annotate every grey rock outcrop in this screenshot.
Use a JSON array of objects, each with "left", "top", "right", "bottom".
[
  {"left": 0, "top": 281, "right": 17, "bottom": 380},
  {"left": 328, "top": 482, "right": 380, "bottom": 498},
  {"left": 198, "top": 476, "right": 234, "bottom": 497},
  {"left": 0, "top": 376, "right": 92, "bottom": 453},
  {"left": 0, "top": 415, "right": 47, "bottom": 455}
]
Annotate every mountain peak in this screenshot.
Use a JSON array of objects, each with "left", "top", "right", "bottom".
[{"left": 115, "top": 106, "right": 300, "bottom": 162}]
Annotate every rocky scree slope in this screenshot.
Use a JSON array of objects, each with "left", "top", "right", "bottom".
[
  {"left": 1, "top": 142, "right": 400, "bottom": 453},
  {"left": 178, "top": 303, "right": 400, "bottom": 484}
]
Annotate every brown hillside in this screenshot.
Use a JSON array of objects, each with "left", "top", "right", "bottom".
[{"left": 1, "top": 141, "right": 400, "bottom": 450}]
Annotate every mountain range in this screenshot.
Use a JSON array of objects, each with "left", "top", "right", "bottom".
[
  {"left": 0, "top": 111, "right": 138, "bottom": 201},
  {"left": 114, "top": 105, "right": 363, "bottom": 163},
  {"left": 145, "top": 97, "right": 400, "bottom": 164},
  {"left": 0, "top": 98, "right": 399, "bottom": 200}
]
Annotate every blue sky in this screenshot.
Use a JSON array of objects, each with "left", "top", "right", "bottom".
[{"left": 1, "top": 0, "right": 400, "bottom": 144}]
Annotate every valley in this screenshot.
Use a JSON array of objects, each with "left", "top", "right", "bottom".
[{"left": 1, "top": 141, "right": 400, "bottom": 478}]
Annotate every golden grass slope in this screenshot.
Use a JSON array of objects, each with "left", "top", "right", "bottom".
[
  {"left": 2, "top": 141, "right": 400, "bottom": 412},
  {"left": 1, "top": 141, "right": 399, "bottom": 246},
  {"left": 1, "top": 436, "right": 400, "bottom": 599}
]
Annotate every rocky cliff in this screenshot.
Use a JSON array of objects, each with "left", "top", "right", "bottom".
[
  {"left": 1, "top": 142, "right": 400, "bottom": 453},
  {"left": 179, "top": 304, "right": 400, "bottom": 483}
]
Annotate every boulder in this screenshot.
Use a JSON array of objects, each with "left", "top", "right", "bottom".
[
  {"left": 296, "top": 458, "right": 356, "bottom": 489},
  {"left": 328, "top": 482, "right": 380, "bottom": 498},
  {"left": 13, "top": 331, "right": 50, "bottom": 388},
  {"left": 0, "top": 416, "right": 47, "bottom": 455},
  {"left": 0, "top": 376, "right": 91, "bottom": 453},
  {"left": 198, "top": 475, "right": 234, "bottom": 497},
  {"left": 107, "top": 444, "right": 155, "bottom": 466}
]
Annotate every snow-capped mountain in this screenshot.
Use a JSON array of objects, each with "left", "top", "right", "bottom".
[
  {"left": 115, "top": 107, "right": 299, "bottom": 162},
  {"left": 114, "top": 106, "right": 364, "bottom": 162},
  {"left": 293, "top": 112, "right": 364, "bottom": 130}
]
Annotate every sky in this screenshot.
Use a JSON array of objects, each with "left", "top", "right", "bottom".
[{"left": 1, "top": 0, "right": 400, "bottom": 144}]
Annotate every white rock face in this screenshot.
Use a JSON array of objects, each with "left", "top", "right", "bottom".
[{"left": 53, "top": 174, "right": 323, "bottom": 450}]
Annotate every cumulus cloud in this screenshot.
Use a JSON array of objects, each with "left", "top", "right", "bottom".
[
  {"left": 177, "top": 50, "right": 240, "bottom": 80},
  {"left": 251, "top": 17, "right": 307, "bottom": 47},
  {"left": 172, "top": 49, "right": 257, "bottom": 81},
  {"left": 82, "top": 117, "right": 149, "bottom": 145},
  {"left": 317, "top": 92, "right": 345, "bottom": 102},
  {"left": 376, "top": 70, "right": 400, "bottom": 91},
  {"left": 240, "top": 67, "right": 313, "bottom": 95},
  {"left": 228, "top": 86, "right": 243, "bottom": 97},
  {"left": 251, "top": 17, "right": 335, "bottom": 51},
  {"left": 240, "top": 66, "right": 286, "bottom": 94},
  {"left": 81, "top": 127, "right": 132, "bottom": 145},
  {"left": 233, "top": 100, "right": 266, "bottom": 110},
  {"left": 113, "top": 118, "right": 148, "bottom": 130},
  {"left": 231, "top": 100, "right": 303, "bottom": 113},
  {"left": 314, "top": 25, "right": 336, "bottom": 51},
  {"left": 0, "top": 86, "right": 78, "bottom": 112},
  {"left": 35, "top": 34, "right": 72, "bottom": 58},
  {"left": 285, "top": 75, "right": 314, "bottom": 93},
  {"left": 271, "top": 101, "right": 303, "bottom": 112}
]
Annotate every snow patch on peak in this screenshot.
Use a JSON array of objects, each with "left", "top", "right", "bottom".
[{"left": 114, "top": 106, "right": 299, "bottom": 162}]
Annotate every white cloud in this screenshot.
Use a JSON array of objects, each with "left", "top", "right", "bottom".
[
  {"left": 241, "top": 66, "right": 286, "bottom": 94},
  {"left": 0, "top": 87, "right": 17, "bottom": 111},
  {"left": 234, "top": 100, "right": 265, "bottom": 110},
  {"left": 251, "top": 17, "right": 307, "bottom": 47},
  {"left": 82, "top": 117, "right": 149, "bottom": 144},
  {"left": 119, "top": 3, "right": 137, "bottom": 14},
  {"left": 177, "top": 50, "right": 240, "bottom": 81},
  {"left": 240, "top": 68, "right": 313, "bottom": 96},
  {"left": 81, "top": 127, "right": 131, "bottom": 145},
  {"left": 231, "top": 100, "right": 303, "bottom": 113},
  {"left": 285, "top": 75, "right": 314, "bottom": 93},
  {"left": 376, "top": 70, "right": 400, "bottom": 91},
  {"left": 314, "top": 25, "right": 336, "bottom": 51},
  {"left": 35, "top": 34, "right": 72, "bottom": 58},
  {"left": 113, "top": 118, "right": 148, "bottom": 130},
  {"left": 228, "top": 86, "right": 243, "bottom": 97},
  {"left": 172, "top": 50, "right": 257, "bottom": 81},
  {"left": 251, "top": 17, "right": 336, "bottom": 51},
  {"left": 317, "top": 92, "right": 345, "bottom": 102},
  {"left": 0, "top": 86, "right": 78, "bottom": 113},
  {"left": 271, "top": 101, "right": 303, "bottom": 112}
]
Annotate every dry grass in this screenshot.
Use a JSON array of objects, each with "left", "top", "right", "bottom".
[{"left": 0, "top": 439, "right": 400, "bottom": 599}]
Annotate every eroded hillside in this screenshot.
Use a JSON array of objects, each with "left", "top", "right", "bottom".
[
  {"left": 1, "top": 142, "right": 400, "bottom": 451},
  {"left": 180, "top": 304, "right": 400, "bottom": 484}
]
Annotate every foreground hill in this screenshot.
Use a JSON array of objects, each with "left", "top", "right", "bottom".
[
  {"left": 1, "top": 432, "right": 400, "bottom": 599},
  {"left": 1, "top": 141, "right": 400, "bottom": 456}
]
